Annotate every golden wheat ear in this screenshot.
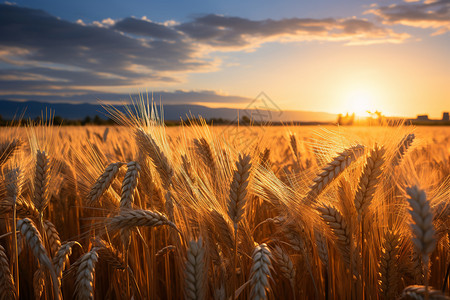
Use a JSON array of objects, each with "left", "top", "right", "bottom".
[
  {"left": 184, "top": 237, "right": 206, "bottom": 300},
  {"left": 87, "top": 162, "right": 124, "bottom": 206},
  {"left": 0, "top": 244, "right": 16, "bottom": 300},
  {"left": 74, "top": 249, "right": 98, "bottom": 300},
  {"left": 305, "top": 145, "right": 365, "bottom": 204},
  {"left": 378, "top": 230, "right": 400, "bottom": 299},
  {"left": 250, "top": 243, "right": 272, "bottom": 300},
  {"left": 227, "top": 153, "right": 252, "bottom": 226},
  {"left": 0, "top": 139, "right": 23, "bottom": 168}
]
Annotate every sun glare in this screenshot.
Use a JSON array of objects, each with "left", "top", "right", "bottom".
[{"left": 345, "top": 88, "right": 375, "bottom": 117}]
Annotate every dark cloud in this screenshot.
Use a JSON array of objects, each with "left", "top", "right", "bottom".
[
  {"left": 0, "top": 89, "right": 251, "bottom": 105},
  {"left": 0, "top": 4, "right": 411, "bottom": 103},
  {"left": 113, "top": 17, "right": 181, "bottom": 40},
  {"left": 177, "top": 14, "right": 407, "bottom": 48},
  {"left": 366, "top": 0, "right": 450, "bottom": 35}
]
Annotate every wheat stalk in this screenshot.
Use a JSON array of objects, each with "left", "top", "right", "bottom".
[
  {"left": 185, "top": 237, "right": 206, "bottom": 300},
  {"left": 0, "top": 244, "right": 16, "bottom": 300},
  {"left": 305, "top": 145, "right": 365, "bottom": 204},
  {"left": 354, "top": 145, "right": 385, "bottom": 219},
  {"left": 87, "top": 162, "right": 124, "bottom": 206},
  {"left": 250, "top": 243, "right": 272, "bottom": 300}
]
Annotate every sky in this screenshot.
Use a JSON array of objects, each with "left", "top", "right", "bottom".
[{"left": 0, "top": 0, "right": 449, "bottom": 118}]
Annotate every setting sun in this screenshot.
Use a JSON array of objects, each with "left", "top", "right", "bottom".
[{"left": 345, "top": 88, "right": 376, "bottom": 117}]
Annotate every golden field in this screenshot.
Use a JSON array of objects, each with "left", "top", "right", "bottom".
[{"left": 0, "top": 111, "right": 449, "bottom": 299}]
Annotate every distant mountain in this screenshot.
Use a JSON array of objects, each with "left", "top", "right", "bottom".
[{"left": 0, "top": 100, "right": 336, "bottom": 122}]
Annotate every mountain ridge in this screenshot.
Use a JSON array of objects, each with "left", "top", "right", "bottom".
[{"left": 0, "top": 99, "right": 337, "bottom": 122}]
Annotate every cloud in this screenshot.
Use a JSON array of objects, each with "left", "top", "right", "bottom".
[
  {"left": 0, "top": 89, "right": 251, "bottom": 105},
  {"left": 177, "top": 14, "right": 408, "bottom": 49},
  {"left": 0, "top": 4, "right": 411, "bottom": 103},
  {"left": 366, "top": 0, "right": 450, "bottom": 35},
  {"left": 113, "top": 17, "right": 181, "bottom": 40}
]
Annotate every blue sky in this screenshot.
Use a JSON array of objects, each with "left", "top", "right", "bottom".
[{"left": 0, "top": 0, "right": 449, "bottom": 117}]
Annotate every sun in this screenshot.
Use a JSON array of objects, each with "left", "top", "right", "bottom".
[{"left": 345, "top": 88, "right": 375, "bottom": 117}]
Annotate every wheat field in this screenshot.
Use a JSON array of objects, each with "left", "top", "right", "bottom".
[{"left": 0, "top": 107, "right": 449, "bottom": 299}]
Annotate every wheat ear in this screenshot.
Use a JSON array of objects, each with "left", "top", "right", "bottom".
[
  {"left": 392, "top": 134, "right": 415, "bottom": 167},
  {"left": 108, "top": 209, "right": 178, "bottom": 232},
  {"left": 227, "top": 153, "right": 252, "bottom": 225},
  {"left": 75, "top": 249, "right": 98, "bottom": 300},
  {"left": 378, "top": 230, "right": 400, "bottom": 299},
  {"left": 33, "top": 266, "right": 46, "bottom": 300},
  {"left": 120, "top": 161, "right": 141, "bottom": 209},
  {"left": 43, "top": 220, "right": 61, "bottom": 257},
  {"left": 95, "top": 240, "right": 127, "bottom": 270},
  {"left": 193, "top": 137, "right": 216, "bottom": 176},
  {"left": 401, "top": 285, "right": 450, "bottom": 300},
  {"left": 185, "top": 237, "right": 206, "bottom": 300},
  {"left": 354, "top": 145, "right": 385, "bottom": 219},
  {"left": 317, "top": 206, "right": 353, "bottom": 270},
  {"left": 407, "top": 186, "right": 436, "bottom": 298},
  {"left": 135, "top": 129, "right": 173, "bottom": 186},
  {"left": 17, "top": 218, "right": 59, "bottom": 298},
  {"left": 0, "top": 139, "right": 22, "bottom": 167},
  {"left": 209, "top": 209, "right": 235, "bottom": 249},
  {"left": 0, "top": 244, "right": 16, "bottom": 300},
  {"left": 53, "top": 241, "right": 79, "bottom": 284},
  {"left": 87, "top": 162, "right": 124, "bottom": 206},
  {"left": 33, "top": 150, "right": 50, "bottom": 214},
  {"left": 305, "top": 145, "right": 365, "bottom": 204},
  {"left": 250, "top": 243, "right": 272, "bottom": 300},
  {"left": 272, "top": 245, "right": 295, "bottom": 283}
]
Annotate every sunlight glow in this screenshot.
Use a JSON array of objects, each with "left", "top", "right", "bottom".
[{"left": 344, "top": 88, "right": 375, "bottom": 117}]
